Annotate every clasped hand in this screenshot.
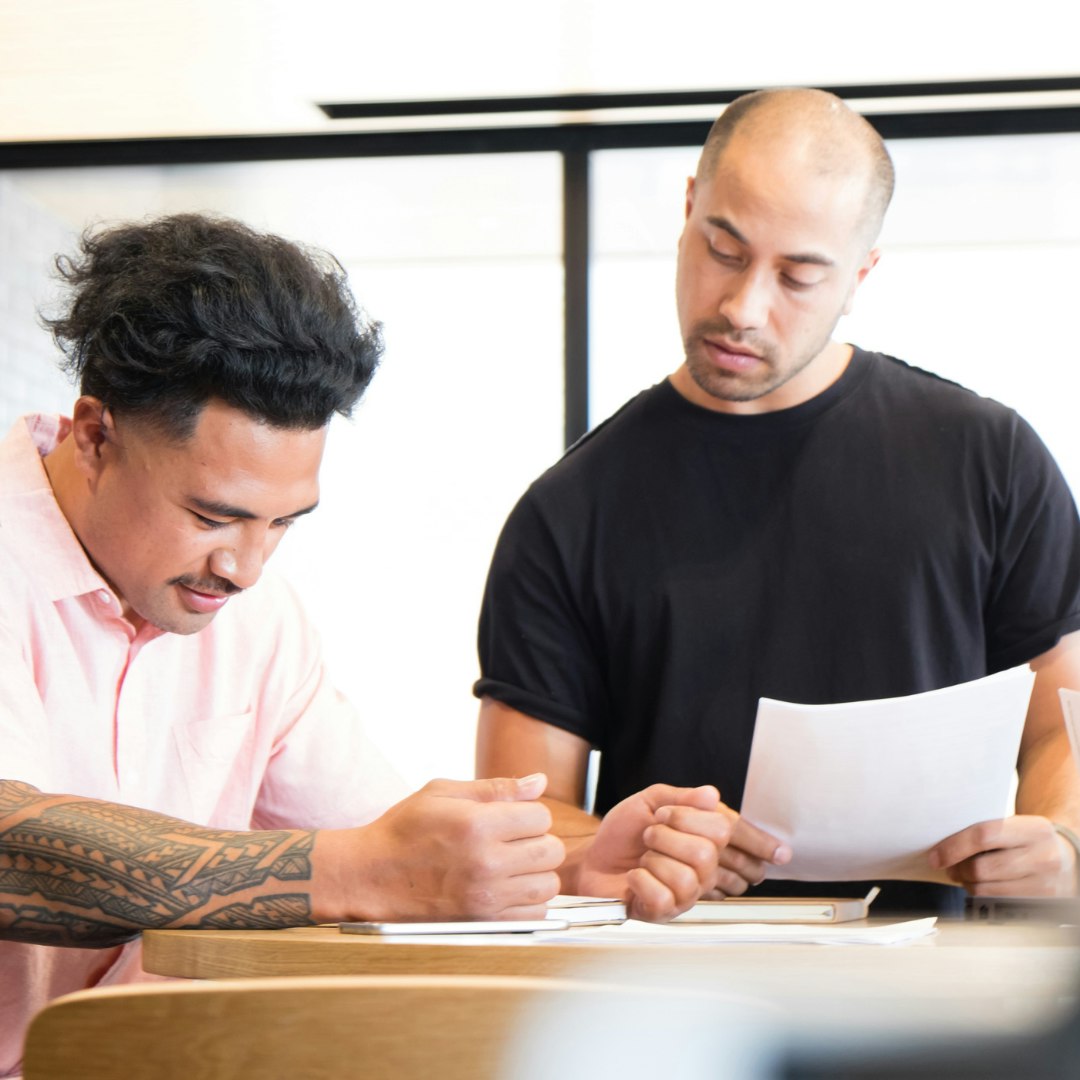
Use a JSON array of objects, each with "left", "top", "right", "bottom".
[
  {"left": 577, "top": 785, "right": 792, "bottom": 921},
  {"left": 347, "top": 776, "right": 798, "bottom": 925},
  {"left": 348, "top": 773, "right": 564, "bottom": 921}
]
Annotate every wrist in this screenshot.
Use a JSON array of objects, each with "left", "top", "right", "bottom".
[{"left": 309, "top": 826, "right": 381, "bottom": 923}]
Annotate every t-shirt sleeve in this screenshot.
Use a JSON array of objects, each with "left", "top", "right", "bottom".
[
  {"left": 474, "top": 490, "right": 608, "bottom": 746},
  {"left": 985, "top": 413, "right": 1080, "bottom": 671}
]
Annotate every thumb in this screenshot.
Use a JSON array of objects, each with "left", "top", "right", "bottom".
[{"left": 459, "top": 773, "right": 549, "bottom": 803}]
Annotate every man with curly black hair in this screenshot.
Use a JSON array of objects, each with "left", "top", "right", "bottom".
[{"left": 0, "top": 212, "right": 734, "bottom": 1073}]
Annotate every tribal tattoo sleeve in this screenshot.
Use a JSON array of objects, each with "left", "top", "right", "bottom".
[{"left": 0, "top": 780, "right": 316, "bottom": 947}]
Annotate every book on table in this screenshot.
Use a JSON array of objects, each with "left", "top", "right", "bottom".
[
  {"left": 672, "top": 887, "right": 880, "bottom": 925},
  {"left": 546, "top": 895, "right": 627, "bottom": 925}
]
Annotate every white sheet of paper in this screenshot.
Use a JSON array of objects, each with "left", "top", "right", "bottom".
[
  {"left": 543, "top": 917, "right": 938, "bottom": 946},
  {"left": 740, "top": 665, "right": 1034, "bottom": 883},
  {"left": 1059, "top": 688, "right": 1080, "bottom": 772}
]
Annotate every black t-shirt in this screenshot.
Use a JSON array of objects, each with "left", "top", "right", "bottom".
[{"left": 475, "top": 349, "right": 1080, "bottom": 912}]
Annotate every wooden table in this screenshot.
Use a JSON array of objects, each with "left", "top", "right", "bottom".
[
  {"left": 143, "top": 919, "right": 1080, "bottom": 1046},
  {"left": 139, "top": 920, "right": 1080, "bottom": 1071}
]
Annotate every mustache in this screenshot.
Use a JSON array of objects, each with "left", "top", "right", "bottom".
[
  {"left": 689, "top": 318, "right": 759, "bottom": 346},
  {"left": 168, "top": 573, "right": 242, "bottom": 596}
]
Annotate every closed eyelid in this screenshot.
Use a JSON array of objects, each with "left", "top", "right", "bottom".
[
  {"left": 783, "top": 267, "right": 827, "bottom": 285},
  {"left": 186, "top": 495, "right": 318, "bottom": 525},
  {"left": 192, "top": 511, "right": 230, "bottom": 528}
]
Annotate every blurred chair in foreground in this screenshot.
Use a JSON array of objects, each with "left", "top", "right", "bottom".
[
  {"left": 23, "top": 974, "right": 578, "bottom": 1080},
  {"left": 22, "top": 972, "right": 779, "bottom": 1080}
]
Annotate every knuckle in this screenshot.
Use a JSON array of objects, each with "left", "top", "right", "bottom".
[
  {"left": 457, "top": 808, "right": 493, "bottom": 846},
  {"left": 475, "top": 852, "right": 504, "bottom": 881},
  {"left": 461, "top": 885, "right": 500, "bottom": 917},
  {"left": 659, "top": 860, "right": 699, "bottom": 899},
  {"left": 525, "top": 805, "right": 553, "bottom": 837},
  {"left": 718, "top": 848, "right": 749, "bottom": 875},
  {"left": 541, "top": 835, "right": 566, "bottom": 868},
  {"left": 686, "top": 837, "right": 717, "bottom": 869},
  {"left": 534, "top": 870, "right": 561, "bottom": 903},
  {"left": 460, "top": 847, "right": 502, "bottom": 883},
  {"left": 716, "top": 870, "right": 749, "bottom": 897}
]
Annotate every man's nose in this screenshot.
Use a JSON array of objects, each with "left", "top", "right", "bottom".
[
  {"left": 719, "top": 270, "right": 770, "bottom": 331},
  {"left": 209, "top": 540, "right": 264, "bottom": 590}
]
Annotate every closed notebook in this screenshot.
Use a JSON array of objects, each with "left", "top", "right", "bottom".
[
  {"left": 546, "top": 895, "right": 627, "bottom": 925},
  {"left": 672, "top": 887, "right": 879, "bottom": 925}
]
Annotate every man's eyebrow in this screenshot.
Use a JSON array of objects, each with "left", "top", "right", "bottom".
[
  {"left": 705, "top": 215, "right": 835, "bottom": 268},
  {"left": 707, "top": 216, "right": 750, "bottom": 246},
  {"left": 188, "top": 496, "right": 319, "bottom": 521},
  {"left": 784, "top": 252, "right": 835, "bottom": 268}
]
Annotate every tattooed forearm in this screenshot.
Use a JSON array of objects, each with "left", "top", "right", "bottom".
[
  {"left": 0, "top": 902, "right": 142, "bottom": 948},
  {"left": 0, "top": 780, "right": 317, "bottom": 947},
  {"left": 196, "top": 894, "right": 312, "bottom": 929}
]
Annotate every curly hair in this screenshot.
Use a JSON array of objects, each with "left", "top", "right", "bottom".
[{"left": 44, "top": 213, "right": 383, "bottom": 439}]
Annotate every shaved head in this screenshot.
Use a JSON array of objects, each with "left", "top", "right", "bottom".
[{"left": 697, "top": 88, "right": 895, "bottom": 250}]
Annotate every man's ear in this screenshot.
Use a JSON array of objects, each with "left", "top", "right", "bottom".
[
  {"left": 69, "top": 397, "right": 117, "bottom": 482},
  {"left": 684, "top": 175, "right": 696, "bottom": 221},
  {"left": 841, "top": 246, "right": 882, "bottom": 317}
]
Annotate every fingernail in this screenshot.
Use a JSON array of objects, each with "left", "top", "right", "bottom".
[
  {"left": 516, "top": 772, "right": 545, "bottom": 787},
  {"left": 772, "top": 843, "right": 793, "bottom": 865},
  {"left": 655, "top": 806, "right": 672, "bottom": 824}
]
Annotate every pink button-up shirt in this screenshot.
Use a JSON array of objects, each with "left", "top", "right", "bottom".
[{"left": 0, "top": 415, "right": 408, "bottom": 1076}]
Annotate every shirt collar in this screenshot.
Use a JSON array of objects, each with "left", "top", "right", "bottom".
[{"left": 0, "top": 414, "right": 117, "bottom": 604}]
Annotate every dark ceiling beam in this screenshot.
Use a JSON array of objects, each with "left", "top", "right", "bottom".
[
  {"left": 3, "top": 107, "right": 1080, "bottom": 170},
  {"left": 318, "top": 75, "right": 1080, "bottom": 120}
]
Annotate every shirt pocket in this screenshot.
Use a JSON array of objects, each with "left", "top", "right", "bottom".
[{"left": 172, "top": 711, "right": 259, "bottom": 828}]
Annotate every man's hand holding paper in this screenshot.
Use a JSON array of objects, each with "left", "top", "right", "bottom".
[
  {"left": 929, "top": 815, "right": 1079, "bottom": 896},
  {"left": 738, "top": 666, "right": 1037, "bottom": 886}
]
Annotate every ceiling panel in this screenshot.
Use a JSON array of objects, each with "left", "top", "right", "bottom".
[{"left": 1, "top": 0, "right": 1078, "bottom": 142}]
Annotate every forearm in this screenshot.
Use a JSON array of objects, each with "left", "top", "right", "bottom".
[
  {"left": 0, "top": 779, "right": 319, "bottom": 948},
  {"left": 1016, "top": 728, "right": 1080, "bottom": 830},
  {"left": 1018, "top": 633, "right": 1080, "bottom": 829}
]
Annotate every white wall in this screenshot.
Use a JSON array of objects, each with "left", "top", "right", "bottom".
[{"left": 0, "top": 178, "right": 77, "bottom": 430}]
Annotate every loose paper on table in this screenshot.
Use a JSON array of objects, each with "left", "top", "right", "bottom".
[
  {"left": 543, "top": 918, "right": 938, "bottom": 947},
  {"left": 740, "top": 665, "right": 1034, "bottom": 884}
]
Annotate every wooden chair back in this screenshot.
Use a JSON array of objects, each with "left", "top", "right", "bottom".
[{"left": 23, "top": 973, "right": 638, "bottom": 1080}]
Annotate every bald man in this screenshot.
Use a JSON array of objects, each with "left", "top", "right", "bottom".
[{"left": 474, "top": 88, "right": 1080, "bottom": 916}]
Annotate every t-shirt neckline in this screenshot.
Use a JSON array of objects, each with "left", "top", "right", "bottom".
[{"left": 659, "top": 345, "right": 873, "bottom": 432}]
